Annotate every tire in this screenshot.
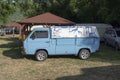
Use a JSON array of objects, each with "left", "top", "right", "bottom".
[
  {"left": 104, "top": 39, "right": 108, "bottom": 46},
  {"left": 78, "top": 49, "right": 90, "bottom": 60},
  {"left": 36, "top": 50, "right": 47, "bottom": 61},
  {"left": 115, "top": 43, "right": 119, "bottom": 51}
]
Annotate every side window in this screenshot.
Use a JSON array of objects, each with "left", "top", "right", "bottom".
[
  {"left": 30, "top": 31, "right": 48, "bottom": 39},
  {"left": 105, "top": 30, "right": 115, "bottom": 35},
  {"left": 105, "top": 30, "right": 110, "bottom": 34},
  {"left": 106, "top": 30, "right": 116, "bottom": 37},
  {"left": 111, "top": 31, "right": 115, "bottom": 35}
]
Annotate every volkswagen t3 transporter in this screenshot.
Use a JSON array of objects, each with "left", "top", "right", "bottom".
[{"left": 22, "top": 26, "right": 100, "bottom": 61}]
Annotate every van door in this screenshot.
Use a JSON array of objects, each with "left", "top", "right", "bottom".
[
  {"left": 110, "top": 30, "right": 117, "bottom": 46},
  {"left": 27, "top": 30, "right": 50, "bottom": 54},
  {"left": 107, "top": 30, "right": 116, "bottom": 46},
  {"left": 55, "top": 38, "right": 76, "bottom": 54}
]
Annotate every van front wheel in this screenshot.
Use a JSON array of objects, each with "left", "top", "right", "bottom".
[
  {"left": 78, "top": 49, "right": 90, "bottom": 60},
  {"left": 36, "top": 50, "right": 47, "bottom": 61}
]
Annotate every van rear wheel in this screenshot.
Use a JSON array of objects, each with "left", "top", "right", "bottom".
[
  {"left": 78, "top": 49, "right": 90, "bottom": 60},
  {"left": 36, "top": 50, "right": 47, "bottom": 61}
]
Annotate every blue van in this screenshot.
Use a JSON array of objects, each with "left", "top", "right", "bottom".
[{"left": 22, "top": 26, "right": 100, "bottom": 61}]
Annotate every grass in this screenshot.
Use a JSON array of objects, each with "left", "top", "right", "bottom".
[{"left": 0, "top": 35, "right": 120, "bottom": 80}]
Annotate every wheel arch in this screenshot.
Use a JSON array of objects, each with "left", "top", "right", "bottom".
[
  {"left": 77, "top": 48, "right": 91, "bottom": 56},
  {"left": 35, "top": 49, "right": 48, "bottom": 55}
]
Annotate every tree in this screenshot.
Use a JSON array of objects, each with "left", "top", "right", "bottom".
[
  {"left": 0, "top": 0, "right": 16, "bottom": 23},
  {"left": 18, "top": 0, "right": 45, "bottom": 17},
  {"left": 5, "top": 0, "right": 120, "bottom": 25},
  {"left": 47, "top": 0, "right": 75, "bottom": 21},
  {"left": 70, "top": 0, "right": 101, "bottom": 23}
]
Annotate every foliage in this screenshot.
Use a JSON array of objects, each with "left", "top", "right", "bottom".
[
  {"left": 0, "top": 0, "right": 16, "bottom": 23},
  {"left": 8, "top": 7, "right": 26, "bottom": 22},
  {"left": 18, "top": 0, "right": 45, "bottom": 17},
  {"left": 0, "top": 0, "right": 120, "bottom": 25},
  {"left": 18, "top": 0, "right": 120, "bottom": 24},
  {"left": 98, "top": 0, "right": 120, "bottom": 23},
  {"left": 70, "top": 0, "right": 120, "bottom": 23},
  {"left": 47, "top": 0, "right": 74, "bottom": 20}
]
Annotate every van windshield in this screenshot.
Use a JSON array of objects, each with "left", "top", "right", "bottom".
[{"left": 116, "top": 30, "right": 120, "bottom": 37}]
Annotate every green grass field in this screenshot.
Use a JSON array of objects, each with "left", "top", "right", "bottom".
[{"left": 0, "top": 35, "right": 120, "bottom": 80}]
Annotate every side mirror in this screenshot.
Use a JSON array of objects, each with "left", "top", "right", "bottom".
[{"left": 30, "top": 34, "right": 35, "bottom": 40}]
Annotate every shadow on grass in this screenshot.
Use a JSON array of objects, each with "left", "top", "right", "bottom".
[
  {"left": 0, "top": 37, "right": 20, "bottom": 48},
  {"left": 56, "top": 65, "right": 120, "bottom": 80},
  {"left": 89, "top": 43, "right": 120, "bottom": 62},
  {"left": 1, "top": 36, "right": 35, "bottom": 60},
  {"left": 3, "top": 47, "right": 24, "bottom": 59},
  {"left": 48, "top": 55, "right": 78, "bottom": 59},
  {"left": 2, "top": 44, "right": 36, "bottom": 60},
  {"left": 0, "top": 37, "right": 19, "bottom": 42},
  {"left": 0, "top": 37, "right": 24, "bottom": 59}
]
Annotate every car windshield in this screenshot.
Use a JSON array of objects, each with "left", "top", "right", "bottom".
[{"left": 116, "top": 30, "right": 120, "bottom": 37}]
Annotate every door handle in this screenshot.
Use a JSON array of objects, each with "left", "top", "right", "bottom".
[{"left": 45, "top": 41, "right": 50, "bottom": 43}]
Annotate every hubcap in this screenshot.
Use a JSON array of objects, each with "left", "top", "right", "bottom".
[
  {"left": 81, "top": 51, "right": 89, "bottom": 59},
  {"left": 37, "top": 53, "right": 45, "bottom": 61}
]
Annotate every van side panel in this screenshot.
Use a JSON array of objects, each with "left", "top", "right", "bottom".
[
  {"left": 55, "top": 38, "right": 76, "bottom": 54},
  {"left": 76, "top": 37, "right": 99, "bottom": 54}
]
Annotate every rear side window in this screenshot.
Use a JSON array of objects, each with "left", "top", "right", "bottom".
[
  {"left": 30, "top": 31, "right": 48, "bottom": 39},
  {"left": 105, "top": 30, "right": 114, "bottom": 34}
]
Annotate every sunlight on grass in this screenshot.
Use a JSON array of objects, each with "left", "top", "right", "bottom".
[{"left": 0, "top": 35, "right": 120, "bottom": 80}]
